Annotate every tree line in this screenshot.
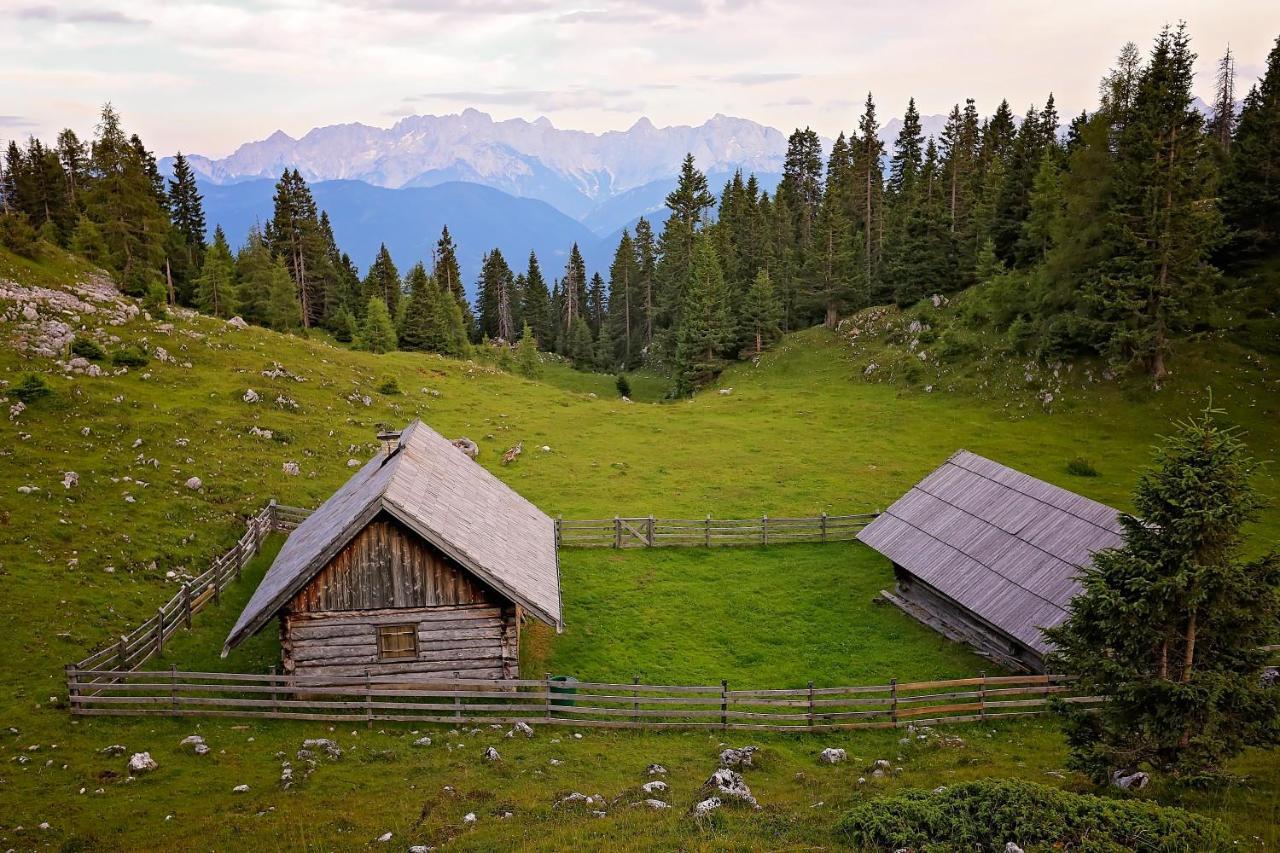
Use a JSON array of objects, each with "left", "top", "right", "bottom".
[{"left": 2, "top": 25, "right": 1276, "bottom": 389}]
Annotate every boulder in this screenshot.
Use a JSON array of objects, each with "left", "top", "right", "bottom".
[
  {"left": 62, "top": 471, "right": 78, "bottom": 489},
  {"left": 242, "top": 388, "right": 260, "bottom": 404},
  {"left": 185, "top": 477, "right": 202, "bottom": 491},
  {"left": 483, "top": 746, "right": 500, "bottom": 762},
  {"left": 347, "top": 458, "right": 360, "bottom": 468},
  {"left": 412, "top": 736, "right": 432, "bottom": 747},
  {"left": 281, "top": 462, "right": 300, "bottom": 476},
  {"left": 635, "top": 799, "right": 670, "bottom": 809},
  {"left": 1111, "top": 769, "right": 1149, "bottom": 790},
  {"left": 301, "top": 738, "right": 341, "bottom": 759},
  {"left": 1005, "top": 844, "right": 1026, "bottom": 853},
  {"left": 641, "top": 780, "right": 667, "bottom": 794},
  {"left": 100, "top": 744, "right": 127, "bottom": 757},
  {"left": 646, "top": 763, "right": 667, "bottom": 776},
  {"left": 227, "top": 316, "right": 249, "bottom": 329},
  {"left": 506, "top": 722, "right": 534, "bottom": 739},
  {"left": 179, "top": 735, "right": 208, "bottom": 755},
  {"left": 692, "top": 797, "right": 721, "bottom": 816},
  {"left": 452, "top": 437, "right": 479, "bottom": 459},
  {"left": 127, "top": 752, "right": 157, "bottom": 773},
  {"left": 232, "top": 784, "right": 249, "bottom": 793},
  {"left": 701, "top": 768, "right": 759, "bottom": 809},
  {"left": 718, "top": 746, "right": 758, "bottom": 768},
  {"left": 818, "top": 748, "right": 847, "bottom": 765}
]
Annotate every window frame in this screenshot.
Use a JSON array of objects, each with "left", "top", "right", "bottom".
[{"left": 376, "top": 623, "right": 418, "bottom": 661}]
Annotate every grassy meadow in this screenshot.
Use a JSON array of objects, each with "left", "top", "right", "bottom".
[{"left": 1, "top": 245, "right": 1278, "bottom": 849}]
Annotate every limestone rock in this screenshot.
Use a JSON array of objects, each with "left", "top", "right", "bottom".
[
  {"left": 185, "top": 477, "right": 202, "bottom": 491},
  {"left": 641, "top": 780, "right": 667, "bottom": 794},
  {"left": 506, "top": 721, "right": 534, "bottom": 738},
  {"left": 232, "top": 784, "right": 249, "bottom": 793},
  {"left": 413, "top": 736, "right": 432, "bottom": 747},
  {"left": 242, "top": 388, "right": 260, "bottom": 404},
  {"left": 718, "top": 746, "right": 758, "bottom": 768},
  {"left": 227, "top": 316, "right": 249, "bottom": 329},
  {"left": 127, "top": 752, "right": 157, "bottom": 773},
  {"left": 1111, "top": 769, "right": 1149, "bottom": 790},
  {"left": 282, "top": 462, "right": 300, "bottom": 476},
  {"left": 692, "top": 797, "right": 721, "bottom": 816},
  {"left": 483, "top": 746, "right": 500, "bottom": 762},
  {"left": 62, "top": 471, "right": 78, "bottom": 489},
  {"left": 452, "top": 437, "right": 479, "bottom": 459},
  {"left": 646, "top": 763, "right": 667, "bottom": 776},
  {"left": 301, "top": 738, "right": 341, "bottom": 759},
  {"left": 701, "top": 768, "right": 759, "bottom": 809},
  {"left": 819, "top": 747, "right": 847, "bottom": 765}
]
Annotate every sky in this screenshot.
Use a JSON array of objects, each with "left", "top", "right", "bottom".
[{"left": 2, "top": 0, "right": 1277, "bottom": 158}]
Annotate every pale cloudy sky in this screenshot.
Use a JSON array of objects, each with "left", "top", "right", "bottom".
[{"left": 2, "top": 0, "right": 1276, "bottom": 157}]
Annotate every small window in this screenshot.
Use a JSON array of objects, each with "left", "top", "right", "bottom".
[{"left": 376, "top": 624, "right": 418, "bottom": 660}]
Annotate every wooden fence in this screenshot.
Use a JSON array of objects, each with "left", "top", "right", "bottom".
[
  {"left": 554, "top": 512, "right": 877, "bottom": 548},
  {"left": 69, "top": 502, "right": 281, "bottom": 678},
  {"left": 65, "top": 668, "right": 1100, "bottom": 732}
]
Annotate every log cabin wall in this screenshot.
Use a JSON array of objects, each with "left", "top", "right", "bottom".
[{"left": 281, "top": 514, "right": 521, "bottom": 680}]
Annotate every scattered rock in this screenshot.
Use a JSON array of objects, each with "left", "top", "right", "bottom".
[
  {"left": 413, "top": 736, "right": 432, "bottom": 747},
  {"left": 646, "top": 763, "right": 667, "bottom": 776},
  {"left": 242, "top": 388, "right": 260, "bottom": 403},
  {"left": 462, "top": 813, "right": 476, "bottom": 825},
  {"left": 701, "top": 768, "right": 759, "bottom": 809},
  {"left": 641, "top": 780, "right": 667, "bottom": 794},
  {"left": 127, "top": 752, "right": 157, "bottom": 774},
  {"left": 718, "top": 388, "right": 733, "bottom": 395},
  {"left": 718, "top": 746, "right": 758, "bottom": 768},
  {"left": 483, "top": 746, "right": 500, "bottom": 762},
  {"left": 635, "top": 799, "right": 670, "bottom": 809},
  {"left": 227, "top": 316, "right": 249, "bottom": 329},
  {"left": 100, "top": 744, "right": 127, "bottom": 757},
  {"left": 692, "top": 797, "right": 721, "bottom": 816},
  {"left": 376, "top": 831, "right": 392, "bottom": 842},
  {"left": 506, "top": 722, "right": 534, "bottom": 739},
  {"left": 62, "top": 471, "right": 78, "bottom": 489},
  {"left": 233, "top": 784, "right": 250, "bottom": 793},
  {"left": 1005, "top": 844, "right": 1026, "bottom": 853},
  {"left": 300, "top": 738, "right": 341, "bottom": 759},
  {"left": 863, "top": 362, "right": 878, "bottom": 376},
  {"left": 179, "top": 735, "right": 208, "bottom": 755},
  {"left": 248, "top": 426, "right": 273, "bottom": 439},
  {"left": 452, "top": 437, "right": 479, "bottom": 459},
  {"left": 818, "top": 748, "right": 847, "bottom": 765},
  {"left": 347, "top": 458, "right": 361, "bottom": 468},
  {"left": 185, "top": 476, "right": 202, "bottom": 490},
  {"left": 1111, "top": 769, "right": 1149, "bottom": 790},
  {"left": 281, "top": 462, "right": 300, "bottom": 476}
]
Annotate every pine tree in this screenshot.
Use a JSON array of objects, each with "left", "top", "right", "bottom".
[
  {"left": 672, "top": 235, "right": 730, "bottom": 394},
  {"left": 741, "top": 268, "right": 782, "bottom": 354},
  {"left": 1099, "top": 24, "right": 1221, "bottom": 380},
  {"left": 852, "top": 94, "right": 887, "bottom": 292},
  {"left": 194, "top": 225, "right": 236, "bottom": 318},
  {"left": 560, "top": 243, "right": 588, "bottom": 343},
  {"left": 55, "top": 129, "right": 88, "bottom": 214},
  {"left": 521, "top": 251, "right": 552, "bottom": 348},
  {"left": 362, "top": 243, "right": 401, "bottom": 316},
  {"left": 166, "top": 151, "right": 206, "bottom": 301},
  {"left": 515, "top": 321, "right": 541, "bottom": 378},
  {"left": 606, "top": 230, "right": 640, "bottom": 367},
  {"left": 587, "top": 272, "right": 606, "bottom": 337},
  {"left": 1222, "top": 35, "right": 1280, "bottom": 263},
  {"left": 1021, "top": 150, "right": 1065, "bottom": 262},
  {"left": 397, "top": 262, "right": 436, "bottom": 351},
  {"left": 265, "top": 169, "right": 334, "bottom": 326},
  {"left": 1206, "top": 46, "right": 1238, "bottom": 152},
  {"left": 633, "top": 217, "right": 657, "bottom": 352},
  {"left": 476, "top": 248, "right": 516, "bottom": 341},
  {"left": 263, "top": 255, "right": 301, "bottom": 331},
  {"left": 1046, "top": 408, "right": 1280, "bottom": 780},
  {"left": 432, "top": 225, "right": 475, "bottom": 339},
  {"left": 356, "top": 297, "right": 397, "bottom": 353},
  {"left": 594, "top": 322, "right": 615, "bottom": 372},
  {"left": 777, "top": 128, "right": 824, "bottom": 251},
  {"left": 567, "top": 315, "right": 595, "bottom": 369}
]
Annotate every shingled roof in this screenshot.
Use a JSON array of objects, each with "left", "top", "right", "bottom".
[
  {"left": 857, "top": 450, "right": 1125, "bottom": 656},
  {"left": 223, "top": 420, "right": 561, "bottom": 655}
]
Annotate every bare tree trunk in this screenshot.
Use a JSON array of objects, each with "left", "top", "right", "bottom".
[
  {"left": 1180, "top": 609, "right": 1197, "bottom": 683},
  {"left": 165, "top": 257, "right": 175, "bottom": 306}
]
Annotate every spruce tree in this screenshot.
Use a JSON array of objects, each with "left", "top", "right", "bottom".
[
  {"left": 362, "top": 243, "right": 401, "bottom": 315},
  {"left": 587, "top": 272, "right": 606, "bottom": 337},
  {"left": 1222, "top": 35, "right": 1280, "bottom": 263},
  {"left": 397, "top": 262, "right": 436, "bottom": 351},
  {"left": 476, "top": 248, "right": 516, "bottom": 341},
  {"left": 521, "top": 251, "right": 552, "bottom": 349},
  {"left": 672, "top": 235, "right": 730, "bottom": 394},
  {"left": 567, "top": 315, "right": 595, "bottom": 369},
  {"left": 742, "top": 268, "right": 782, "bottom": 354},
  {"left": 263, "top": 255, "right": 301, "bottom": 331},
  {"left": 1046, "top": 408, "right": 1280, "bottom": 780},
  {"left": 633, "top": 217, "right": 657, "bottom": 352},
  {"left": 594, "top": 322, "right": 615, "bottom": 372},
  {"left": 515, "top": 321, "right": 541, "bottom": 378},
  {"left": 606, "top": 230, "right": 640, "bottom": 367},
  {"left": 356, "top": 297, "right": 397, "bottom": 353},
  {"left": 194, "top": 225, "right": 236, "bottom": 318},
  {"left": 166, "top": 152, "right": 206, "bottom": 270}
]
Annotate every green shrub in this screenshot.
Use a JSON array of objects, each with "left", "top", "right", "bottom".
[
  {"left": 1067, "top": 456, "right": 1099, "bottom": 477},
  {"left": 0, "top": 211, "right": 40, "bottom": 258},
  {"left": 70, "top": 337, "right": 106, "bottom": 361},
  {"left": 616, "top": 374, "right": 632, "bottom": 398},
  {"left": 110, "top": 346, "right": 150, "bottom": 368},
  {"left": 836, "top": 779, "right": 1231, "bottom": 852},
  {"left": 10, "top": 373, "right": 51, "bottom": 404},
  {"left": 377, "top": 376, "right": 402, "bottom": 395}
]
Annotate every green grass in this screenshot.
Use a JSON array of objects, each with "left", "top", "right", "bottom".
[{"left": 2, "top": 245, "right": 1279, "bottom": 849}]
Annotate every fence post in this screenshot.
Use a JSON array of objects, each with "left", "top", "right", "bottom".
[
  {"left": 632, "top": 675, "right": 640, "bottom": 726},
  {"left": 820, "top": 512, "right": 828, "bottom": 543},
  {"left": 705, "top": 513, "right": 711, "bottom": 547},
  {"left": 614, "top": 517, "right": 622, "bottom": 549},
  {"left": 365, "top": 669, "right": 374, "bottom": 729},
  {"left": 720, "top": 679, "right": 728, "bottom": 730},
  {"left": 268, "top": 498, "right": 278, "bottom": 531},
  {"left": 270, "top": 665, "right": 279, "bottom": 714},
  {"left": 646, "top": 515, "right": 655, "bottom": 547},
  {"left": 890, "top": 678, "right": 898, "bottom": 727},
  {"left": 807, "top": 681, "right": 815, "bottom": 728},
  {"left": 212, "top": 562, "right": 221, "bottom": 606},
  {"left": 761, "top": 515, "right": 768, "bottom": 546},
  {"left": 154, "top": 607, "right": 164, "bottom": 656},
  {"left": 979, "top": 671, "right": 987, "bottom": 721},
  {"left": 544, "top": 672, "right": 552, "bottom": 721},
  {"left": 182, "top": 582, "right": 192, "bottom": 629},
  {"left": 554, "top": 517, "right": 562, "bottom": 549},
  {"left": 66, "top": 664, "right": 78, "bottom": 713},
  {"left": 233, "top": 538, "right": 244, "bottom": 580},
  {"left": 116, "top": 636, "right": 127, "bottom": 671},
  {"left": 170, "top": 664, "right": 178, "bottom": 716}
]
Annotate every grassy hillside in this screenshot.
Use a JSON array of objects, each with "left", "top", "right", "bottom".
[{"left": 2, "top": 245, "right": 1278, "bottom": 849}]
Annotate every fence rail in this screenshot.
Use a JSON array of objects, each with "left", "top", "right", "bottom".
[
  {"left": 70, "top": 502, "right": 287, "bottom": 676},
  {"left": 554, "top": 512, "right": 878, "bottom": 548},
  {"left": 65, "top": 668, "right": 1100, "bottom": 732}
]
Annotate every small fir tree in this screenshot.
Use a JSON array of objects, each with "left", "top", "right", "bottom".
[{"left": 356, "top": 297, "right": 397, "bottom": 353}]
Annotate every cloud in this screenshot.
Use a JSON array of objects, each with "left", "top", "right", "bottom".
[
  {"left": 708, "top": 72, "right": 803, "bottom": 86},
  {"left": 405, "top": 85, "right": 642, "bottom": 114},
  {"left": 0, "top": 115, "right": 36, "bottom": 128},
  {"left": 14, "top": 5, "right": 150, "bottom": 26},
  {"left": 769, "top": 97, "right": 813, "bottom": 107}
]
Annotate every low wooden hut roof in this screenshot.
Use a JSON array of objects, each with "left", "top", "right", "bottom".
[
  {"left": 223, "top": 420, "right": 561, "bottom": 655},
  {"left": 856, "top": 450, "right": 1125, "bottom": 656}
]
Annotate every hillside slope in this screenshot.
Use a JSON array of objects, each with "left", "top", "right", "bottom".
[{"left": 2, "top": 248, "right": 1278, "bottom": 849}]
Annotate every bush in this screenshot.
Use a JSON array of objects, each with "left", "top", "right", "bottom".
[
  {"left": 615, "top": 374, "right": 631, "bottom": 398},
  {"left": 836, "top": 779, "right": 1231, "bottom": 853},
  {"left": 110, "top": 346, "right": 150, "bottom": 368},
  {"left": 70, "top": 337, "right": 106, "bottom": 361},
  {"left": 377, "top": 377, "right": 402, "bottom": 395},
  {"left": 1067, "top": 456, "right": 1099, "bottom": 477},
  {"left": 10, "top": 373, "right": 51, "bottom": 403},
  {"left": 0, "top": 211, "right": 40, "bottom": 257}
]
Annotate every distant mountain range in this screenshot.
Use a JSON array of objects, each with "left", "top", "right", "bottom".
[{"left": 181, "top": 101, "right": 1227, "bottom": 292}]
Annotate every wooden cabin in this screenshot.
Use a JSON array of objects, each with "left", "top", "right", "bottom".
[
  {"left": 222, "top": 420, "right": 562, "bottom": 681},
  {"left": 857, "top": 450, "right": 1124, "bottom": 672}
]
